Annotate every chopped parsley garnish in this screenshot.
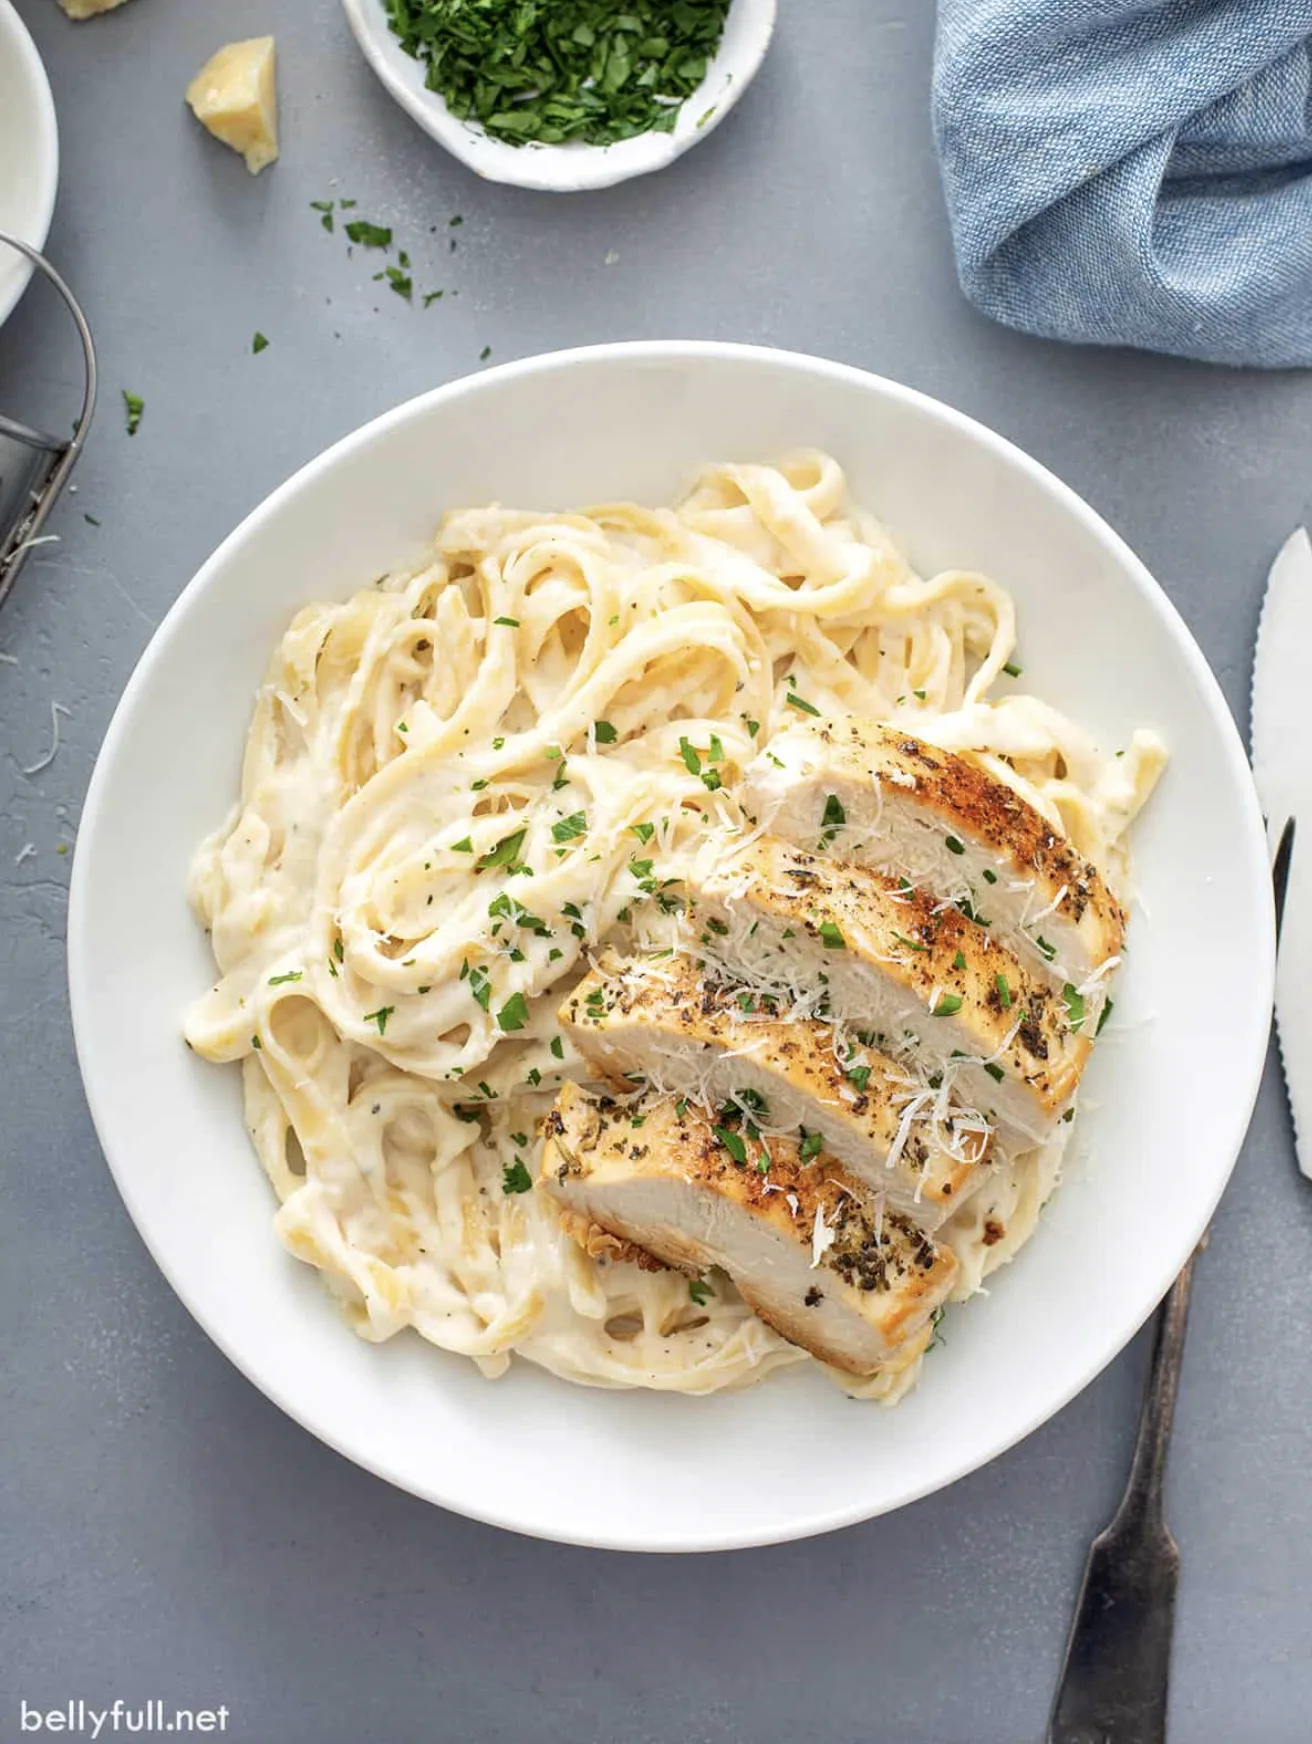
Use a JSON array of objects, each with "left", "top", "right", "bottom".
[
  {"left": 953, "top": 950, "right": 966, "bottom": 970},
  {"left": 477, "top": 827, "right": 527, "bottom": 870},
  {"left": 122, "top": 391, "right": 144, "bottom": 437},
  {"left": 1062, "top": 983, "right": 1087, "bottom": 1031},
  {"left": 708, "top": 734, "right": 724, "bottom": 763},
  {"left": 267, "top": 970, "right": 303, "bottom": 986},
  {"left": 452, "top": 836, "right": 474, "bottom": 853},
  {"left": 526, "top": 1067, "right": 542, "bottom": 1087},
  {"left": 593, "top": 720, "right": 618, "bottom": 744},
  {"left": 743, "top": 715, "right": 760, "bottom": 737},
  {"left": 364, "top": 1006, "right": 395, "bottom": 1035},
  {"left": 630, "top": 821, "right": 655, "bottom": 844},
  {"left": 713, "top": 1125, "right": 748, "bottom": 1165},
  {"left": 679, "top": 736, "right": 701, "bottom": 775},
  {"left": 1035, "top": 934, "right": 1057, "bottom": 961},
  {"left": 551, "top": 812, "right": 588, "bottom": 843},
  {"left": 493, "top": 615, "right": 520, "bottom": 627},
  {"left": 480, "top": 346, "right": 492, "bottom": 362},
  {"left": 821, "top": 794, "right": 846, "bottom": 830},
  {"left": 984, "top": 1061, "right": 1005, "bottom": 1082},
  {"left": 491, "top": 736, "right": 505, "bottom": 750},
  {"left": 995, "top": 973, "right": 1012, "bottom": 1009},
  {"left": 945, "top": 835, "right": 965, "bottom": 855},
  {"left": 344, "top": 218, "right": 392, "bottom": 248},
  {"left": 930, "top": 992, "right": 963, "bottom": 1017},
  {"left": 785, "top": 690, "right": 821, "bottom": 716},
  {"left": 982, "top": 868, "right": 998, "bottom": 884},
  {"left": 497, "top": 992, "right": 529, "bottom": 1032},
  {"left": 818, "top": 921, "right": 845, "bottom": 950},
  {"left": 846, "top": 1064, "right": 872, "bottom": 1093},
  {"left": 550, "top": 1036, "right": 564, "bottom": 1059},
  {"left": 1096, "top": 996, "right": 1115, "bottom": 1037},
  {"left": 737, "top": 1088, "right": 768, "bottom": 1115},
  {"left": 311, "top": 198, "right": 335, "bottom": 231},
  {"left": 894, "top": 932, "right": 928, "bottom": 955},
  {"left": 913, "top": 688, "right": 926, "bottom": 700},
  {"left": 706, "top": 917, "right": 728, "bottom": 936},
  {"left": 333, "top": 938, "right": 345, "bottom": 963},
  {"left": 798, "top": 1127, "right": 824, "bottom": 1162},
  {"left": 252, "top": 332, "right": 269, "bottom": 354},
  {"left": 467, "top": 966, "right": 492, "bottom": 1011},
  {"left": 1003, "top": 660, "right": 1023, "bottom": 678},
  {"left": 688, "top": 1278, "right": 714, "bottom": 1307},
  {"left": 250, "top": 1034, "right": 262, "bottom": 1050},
  {"left": 501, "top": 1160, "right": 533, "bottom": 1194},
  {"left": 382, "top": 0, "right": 734, "bottom": 148}
]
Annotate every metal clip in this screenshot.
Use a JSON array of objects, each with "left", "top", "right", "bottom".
[{"left": 0, "top": 230, "right": 97, "bottom": 613}]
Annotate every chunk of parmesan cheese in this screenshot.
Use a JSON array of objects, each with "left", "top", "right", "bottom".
[
  {"left": 58, "top": 0, "right": 132, "bottom": 17},
  {"left": 186, "top": 38, "right": 279, "bottom": 175}
]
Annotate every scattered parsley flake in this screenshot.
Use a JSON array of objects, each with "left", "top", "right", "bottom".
[
  {"left": 345, "top": 219, "right": 392, "bottom": 248},
  {"left": 501, "top": 1160, "right": 533, "bottom": 1194},
  {"left": 477, "top": 827, "right": 527, "bottom": 870},
  {"left": 122, "top": 392, "right": 144, "bottom": 437},
  {"left": 551, "top": 812, "right": 588, "bottom": 843},
  {"left": 267, "top": 971, "right": 303, "bottom": 986},
  {"left": 252, "top": 332, "right": 269, "bottom": 354},
  {"left": 364, "top": 1006, "right": 395, "bottom": 1036},
  {"left": 713, "top": 1125, "right": 748, "bottom": 1165}
]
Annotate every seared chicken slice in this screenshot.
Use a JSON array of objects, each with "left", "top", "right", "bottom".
[
  {"left": 560, "top": 955, "right": 992, "bottom": 1229},
  {"left": 541, "top": 1082, "right": 957, "bottom": 1375},
  {"left": 682, "top": 839, "right": 1089, "bottom": 1144},
  {"left": 743, "top": 719, "right": 1126, "bottom": 997}
]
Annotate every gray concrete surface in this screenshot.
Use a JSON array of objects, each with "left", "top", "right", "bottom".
[{"left": 3, "top": 2, "right": 1311, "bottom": 1740}]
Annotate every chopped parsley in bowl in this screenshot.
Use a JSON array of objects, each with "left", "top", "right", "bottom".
[{"left": 341, "top": 0, "right": 777, "bottom": 191}]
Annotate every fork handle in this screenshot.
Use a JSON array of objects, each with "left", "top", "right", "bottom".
[{"left": 1047, "top": 1257, "right": 1196, "bottom": 1744}]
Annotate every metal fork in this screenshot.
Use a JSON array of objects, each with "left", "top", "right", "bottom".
[{"left": 1048, "top": 822, "right": 1292, "bottom": 1743}]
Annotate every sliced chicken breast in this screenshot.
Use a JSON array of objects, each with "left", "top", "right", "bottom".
[
  {"left": 743, "top": 719, "right": 1125, "bottom": 997},
  {"left": 540, "top": 1082, "right": 957, "bottom": 1375},
  {"left": 560, "top": 955, "right": 992, "bottom": 1229},
  {"left": 681, "top": 839, "right": 1089, "bottom": 1144}
]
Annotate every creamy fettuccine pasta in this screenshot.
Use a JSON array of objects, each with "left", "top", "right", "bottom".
[{"left": 185, "top": 454, "right": 1163, "bottom": 1399}]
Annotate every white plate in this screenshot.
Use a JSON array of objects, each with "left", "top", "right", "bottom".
[
  {"left": 0, "top": 0, "right": 58, "bottom": 328},
  {"left": 68, "top": 343, "right": 1274, "bottom": 1552},
  {"left": 340, "top": 0, "right": 776, "bottom": 192}
]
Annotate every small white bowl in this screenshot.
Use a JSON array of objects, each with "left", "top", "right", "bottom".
[
  {"left": 340, "top": 0, "right": 777, "bottom": 191},
  {"left": 69, "top": 343, "right": 1274, "bottom": 1552},
  {"left": 0, "top": 0, "right": 59, "bottom": 328}
]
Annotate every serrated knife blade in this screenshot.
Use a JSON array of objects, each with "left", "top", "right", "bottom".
[{"left": 1252, "top": 527, "right": 1312, "bottom": 1177}]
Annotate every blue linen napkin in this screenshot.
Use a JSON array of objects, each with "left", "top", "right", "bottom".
[{"left": 933, "top": 1, "right": 1312, "bottom": 367}]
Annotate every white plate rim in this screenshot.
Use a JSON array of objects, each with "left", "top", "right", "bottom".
[
  {"left": 67, "top": 341, "right": 1276, "bottom": 1551},
  {"left": 0, "top": 0, "right": 59, "bottom": 329}
]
